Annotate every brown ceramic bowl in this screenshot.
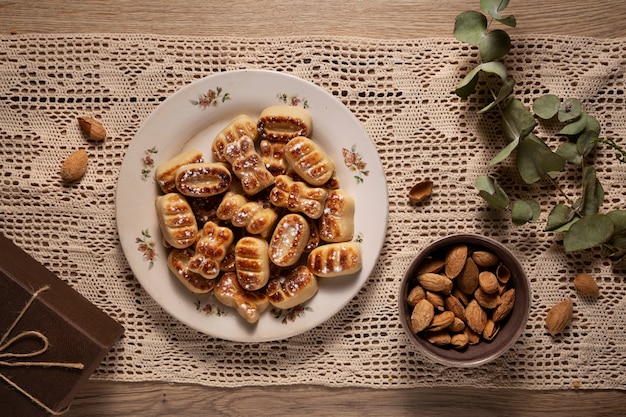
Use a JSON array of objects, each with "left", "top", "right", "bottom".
[{"left": 399, "top": 234, "right": 530, "bottom": 367}]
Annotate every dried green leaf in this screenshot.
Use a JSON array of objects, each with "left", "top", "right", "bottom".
[
  {"left": 581, "top": 167, "right": 604, "bottom": 216},
  {"left": 454, "top": 11, "right": 487, "bottom": 45},
  {"left": 502, "top": 98, "right": 537, "bottom": 143},
  {"left": 512, "top": 199, "right": 541, "bottom": 226},
  {"left": 607, "top": 210, "right": 626, "bottom": 235},
  {"left": 480, "top": 0, "right": 516, "bottom": 26},
  {"left": 564, "top": 214, "right": 614, "bottom": 252},
  {"left": 558, "top": 98, "right": 582, "bottom": 122},
  {"left": 479, "top": 29, "right": 511, "bottom": 62},
  {"left": 516, "top": 134, "right": 566, "bottom": 184},
  {"left": 559, "top": 113, "right": 587, "bottom": 136},
  {"left": 556, "top": 141, "right": 583, "bottom": 165},
  {"left": 585, "top": 115, "right": 601, "bottom": 134},
  {"left": 546, "top": 204, "right": 575, "bottom": 231},
  {"left": 476, "top": 175, "right": 509, "bottom": 210},
  {"left": 577, "top": 130, "right": 598, "bottom": 157},
  {"left": 533, "top": 94, "right": 560, "bottom": 120},
  {"left": 489, "top": 137, "right": 519, "bottom": 167},
  {"left": 479, "top": 77, "right": 515, "bottom": 114},
  {"left": 455, "top": 61, "right": 508, "bottom": 98}
]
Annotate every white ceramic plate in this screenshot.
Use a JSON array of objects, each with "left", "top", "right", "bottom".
[{"left": 116, "top": 69, "right": 388, "bottom": 342}]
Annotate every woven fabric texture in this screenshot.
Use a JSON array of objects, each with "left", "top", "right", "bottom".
[{"left": 1, "top": 34, "right": 625, "bottom": 390}]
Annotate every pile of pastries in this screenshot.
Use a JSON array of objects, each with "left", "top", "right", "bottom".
[{"left": 154, "top": 105, "right": 361, "bottom": 324}]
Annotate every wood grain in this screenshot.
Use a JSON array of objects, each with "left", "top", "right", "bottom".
[
  {"left": 64, "top": 380, "right": 626, "bottom": 417},
  {"left": 1, "top": 0, "right": 625, "bottom": 38},
  {"left": 1, "top": 1, "right": 625, "bottom": 415}
]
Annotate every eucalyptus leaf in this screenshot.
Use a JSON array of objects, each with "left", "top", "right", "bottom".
[
  {"left": 563, "top": 214, "right": 614, "bottom": 252},
  {"left": 479, "top": 29, "right": 511, "bottom": 62},
  {"left": 476, "top": 175, "right": 509, "bottom": 210},
  {"left": 545, "top": 204, "right": 575, "bottom": 231},
  {"left": 511, "top": 199, "right": 541, "bottom": 226},
  {"left": 533, "top": 94, "right": 560, "bottom": 119},
  {"left": 556, "top": 141, "right": 583, "bottom": 165},
  {"left": 607, "top": 210, "right": 626, "bottom": 235},
  {"left": 558, "top": 112, "right": 587, "bottom": 136},
  {"left": 479, "top": 0, "right": 516, "bottom": 26},
  {"left": 479, "top": 76, "right": 515, "bottom": 114},
  {"left": 576, "top": 130, "right": 598, "bottom": 157},
  {"left": 558, "top": 98, "right": 582, "bottom": 122},
  {"left": 585, "top": 114, "right": 601, "bottom": 134},
  {"left": 502, "top": 98, "right": 537, "bottom": 142},
  {"left": 455, "top": 61, "right": 508, "bottom": 98},
  {"left": 454, "top": 11, "right": 487, "bottom": 45},
  {"left": 516, "top": 134, "right": 566, "bottom": 184},
  {"left": 489, "top": 137, "right": 519, "bottom": 166},
  {"left": 581, "top": 166, "right": 604, "bottom": 216}
]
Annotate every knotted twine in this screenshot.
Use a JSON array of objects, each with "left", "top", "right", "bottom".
[{"left": 0, "top": 286, "right": 85, "bottom": 416}]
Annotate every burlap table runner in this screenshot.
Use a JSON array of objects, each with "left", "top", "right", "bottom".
[{"left": 1, "top": 34, "right": 625, "bottom": 390}]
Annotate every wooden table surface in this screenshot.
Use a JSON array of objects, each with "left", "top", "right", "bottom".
[{"left": 2, "top": 1, "right": 626, "bottom": 415}]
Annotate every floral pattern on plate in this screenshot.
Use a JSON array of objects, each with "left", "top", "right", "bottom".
[
  {"left": 191, "top": 86, "right": 231, "bottom": 109},
  {"left": 141, "top": 146, "right": 158, "bottom": 180},
  {"left": 277, "top": 93, "right": 309, "bottom": 108},
  {"left": 272, "top": 305, "right": 313, "bottom": 324},
  {"left": 342, "top": 145, "right": 370, "bottom": 184},
  {"left": 136, "top": 229, "right": 157, "bottom": 269}
]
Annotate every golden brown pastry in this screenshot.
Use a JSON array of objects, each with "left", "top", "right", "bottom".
[
  {"left": 307, "top": 241, "right": 362, "bottom": 278},
  {"left": 217, "top": 191, "right": 278, "bottom": 238},
  {"left": 223, "top": 135, "right": 275, "bottom": 195},
  {"left": 257, "top": 105, "right": 313, "bottom": 142},
  {"left": 188, "top": 221, "right": 234, "bottom": 279},
  {"left": 155, "top": 193, "right": 198, "bottom": 249},
  {"left": 212, "top": 114, "right": 258, "bottom": 162},
  {"left": 319, "top": 189, "right": 355, "bottom": 243},
  {"left": 259, "top": 139, "right": 288, "bottom": 176},
  {"left": 174, "top": 162, "right": 231, "bottom": 198},
  {"left": 214, "top": 272, "right": 270, "bottom": 324},
  {"left": 167, "top": 248, "right": 216, "bottom": 293},
  {"left": 269, "top": 175, "right": 328, "bottom": 219},
  {"left": 234, "top": 236, "right": 271, "bottom": 291},
  {"left": 266, "top": 265, "right": 318, "bottom": 309},
  {"left": 285, "top": 136, "right": 335, "bottom": 186},
  {"left": 155, "top": 148, "right": 204, "bottom": 194},
  {"left": 269, "top": 213, "right": 311, "bottom": 267}
]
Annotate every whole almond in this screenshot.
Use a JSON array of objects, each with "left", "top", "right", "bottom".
[
  {"left": 478, "top": 271, "right": 500, "bottom": 294},
  {"left": 444, "top": 295, "right": 466, "bottom": 321},
  {"left": 78, "top": 116, "right": 107, "bottom": 141},
  {"left": 427, "top": 311, "right": 455, "bottom": 332},
  {"left": 457, "top": 257, "right": 479, "bottom": 295},
  {"left": 60, "top": 149, "right": 88, "bottom": 181},
  {"left": 493, "top": 288, "right": 515, "bottom": 322},
  {"left": 482, "top": 319, "right": 499, "bottom": 341},
  {"left": 450, "top": 331, "right": 469, "bottom": 350},
  {"left": 573, "top": 273, "right": 600, "bottom": 297},
  {"left": 416, "top": 257, "right": 445, "bottom": 274},
  {"left": 426, "top": 291, "right": 445, "bottom": 311},
  {"left": 424, "top": 330, "right": 451, "bottom": 346},
  {"left": 464, "top": 327, "right": 481, "bottom": 345},
  {"left": 465, "top": 299, "right": 487, "bottom": 334},
  {"left": 449, "top": 317, "right": 466, "bottom": 333},
  {"left": 474, "top": 288, "right": 501, "bottom": 309},
  {"left": 472, "top": 250, "right": 499, "bottom": 267},
  {"left": 407, "top": 285, "right": 426, "bottom": 307},
  {"left": 546, "top": 298, "right": 573, "bottom": 337},
  {"left": 445, "top": 244, "right": 467, "bottom": 279},
  {"left": 417, "top": 273, "right": 453, "bottom": 294},
  {"left": 410, "top": 299, "right": 434, "bottom": 334}
]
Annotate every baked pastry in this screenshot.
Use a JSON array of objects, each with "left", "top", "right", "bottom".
[
  {"left": 217, "top": 191, "right": 278, "bottom": 238},
  {"left": 212, "top": 114, "right": 258, "bottom": 162},
  {"left": 319, "top": 189, "right": 355, "bottom": 243},
  {"left": 167, "top": 248, "right": 215, "bottom": 293},
  {"left": 155, "top": 148, "right": 204, "bottom": 194},
  {"left": 266, "top": 265, "right": 318, "bottom": 309},
  {"left": 285, "top": 136, "right": 335, "bottom": 186},
  {"left": 155, "top": 193, "right": 198, "bottom": 249},
  {"left": 259, "top": 139, "right": 288, "bottom": 176},
  {"left": 307, "top": 241, "right": 362, "bottom": 278},
  {"left": 223, "top": 135, "right": 275, "bottom": 195},
  {"left": 257, "top": 105, "right": 312, "bottom": 142},
  {"left": 174, "top": 162, "right": 231, "bottom": 198},
  {"left": 269, "top": 175, "right": 328, "bottom": 219},
  {"left": 188, "top": 221, "right": 234, "bottom": 279},
  {"left": 234, "top": 236, "right": 271, "bottom": 291},
  {"left": 214, "top": 272, "right": 269, "bottom": 324},
  {"left": 269, "top": 213, "right": 311, "bottom": 267}
]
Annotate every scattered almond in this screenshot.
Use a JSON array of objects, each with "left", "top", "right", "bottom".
[
  {"left": 408, "top": 180, "right": 434, "bottom": 204},
  {"left": 78, "top": 116, "right": 107, "bottom": 141},
  {"left": 60, "top": 149, "right": 88, "bottom": 181},
  {"left": 573, "top": 273, "right": 599, "bottom": 298},
  {"left": 546, "top": 298, "right": 573, "bottom": 337}
]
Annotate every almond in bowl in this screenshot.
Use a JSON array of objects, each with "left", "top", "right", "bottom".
[{"left": 399, "top": 234, "right": 531, "bottom": 367}]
